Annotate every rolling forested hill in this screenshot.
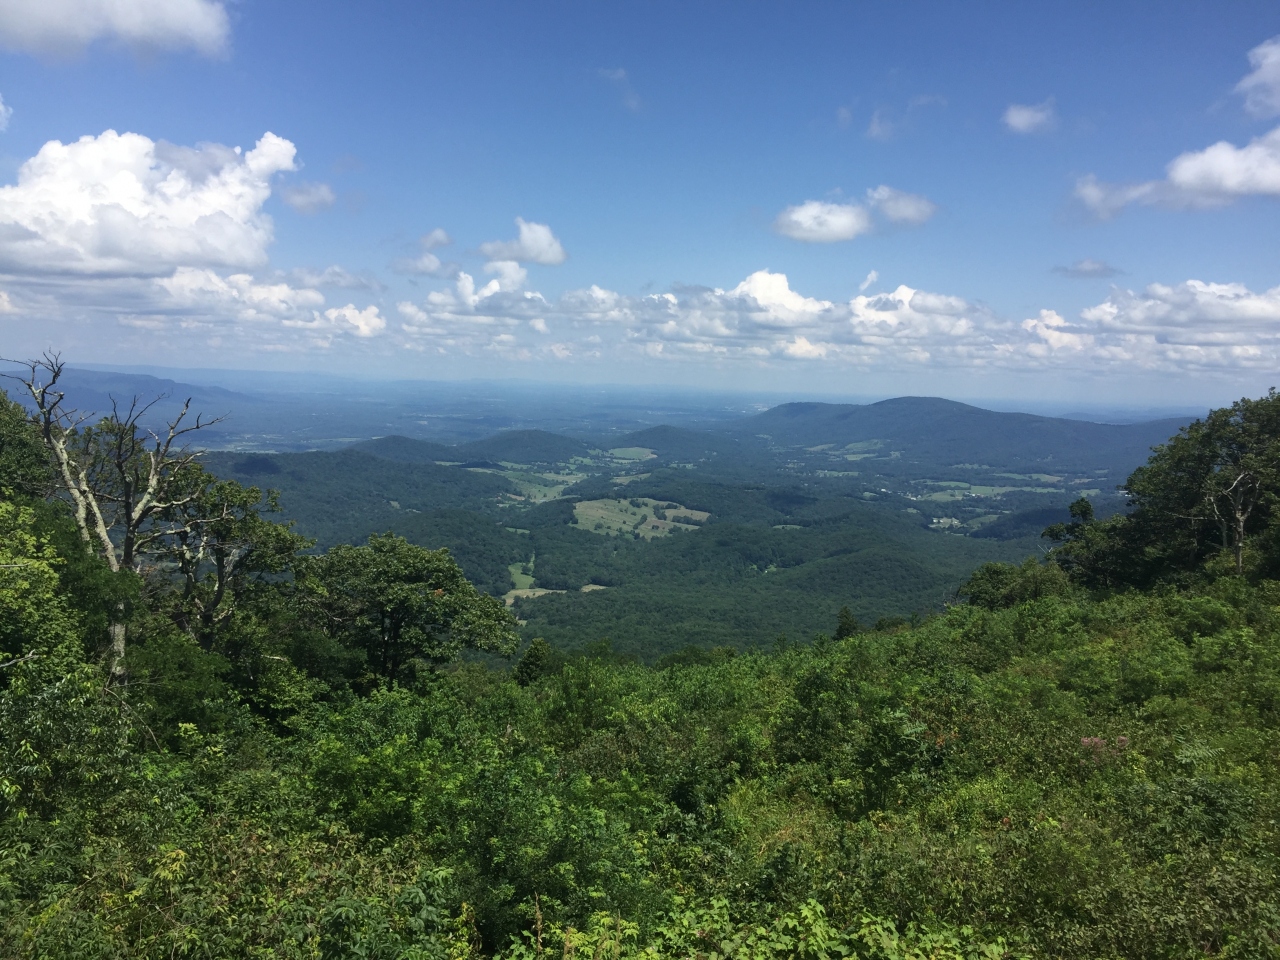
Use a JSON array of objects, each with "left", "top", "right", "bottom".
[
  {"left": 729, "top": 397, "right": 1188, "bottom": 474},
  {"left": 195, "top": 396, "right": 1194, "bottom": 658},
  {"left": 456, "top": 429, "right": 593, "bottom": 464},
  {"left": 349, "top": 435, "right": 455, "bottom": 462}
]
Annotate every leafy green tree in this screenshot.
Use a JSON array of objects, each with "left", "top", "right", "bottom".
[
  {"left": 0, "top": 390, "right": 50, "bottom": 499},
  {"left": 302, "top": 533, "right": 518, "bottom": 682},
  {"left": 1047, "top": 391, "right": 1280, "bottom": 585},
  {"left": 959, "top": 556, "right": 1072, "bottom": 609},
  {"left": 834, "top": 605, "right": 860, "bottom": 639},
  {"left": 513, "top": 636, "right": 553, "bottom": 685},
  {"left": 160, "top": 470, "right": 313, "bottom": 651},
  {"left": 1126, "top": 391, "right": 1280, "bottom": 576},
  {"left": 0, "top": 500, "right": 81, "bottom": 680}
]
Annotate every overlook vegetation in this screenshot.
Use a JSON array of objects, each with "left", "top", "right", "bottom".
[{"left": 2, "top": 365, "right": 1276, "bottom": 958}]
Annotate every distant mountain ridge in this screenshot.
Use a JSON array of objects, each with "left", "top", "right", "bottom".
[
  {"left": 722, "top": 397, "right": 1191, "bottom": 472},
  {"left": 349, "top": 398, "right": 1193, "bottom": 478}
]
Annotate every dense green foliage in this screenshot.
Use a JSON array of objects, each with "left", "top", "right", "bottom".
[
  {"left": 208, "top": 449, "right": 1038, "bottom": 659},
  {"left": 5, "top": 388, "right": 1280, "bottom": 958},
  {"left": 1048, "top": 390, "right": 1280, "bottom": 589},
  {"left": 518, "top": 510, "right": 1032, "bottom": 656}
]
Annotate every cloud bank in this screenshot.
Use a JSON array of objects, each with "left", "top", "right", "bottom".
[
  {"left": 384, "top": 264, "right": 1280, "bottom": 376},
  {"left": 0, "top": 129, "right": 397, "bottom": 353},
  {"left": 0, "top": 0, "right": 229, "bottom": 56},
  {"left": 0, "top": 129, "right": 296, "bottom": 275},
  {"left": 0, "top": 124, "right": 1276, "bottom": 378}
]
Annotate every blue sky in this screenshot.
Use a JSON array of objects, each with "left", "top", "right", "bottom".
[{"left": 1, "top": 1, "right": 1279, "bottom": 406}]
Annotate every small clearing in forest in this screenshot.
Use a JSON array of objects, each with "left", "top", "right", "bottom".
[{"left": 574, "top": 497, "right": 709, "bottom": 539}]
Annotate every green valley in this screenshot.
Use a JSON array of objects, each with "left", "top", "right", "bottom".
[{"left": 194, "top": 396, "right": 1182, "bottom": 659}]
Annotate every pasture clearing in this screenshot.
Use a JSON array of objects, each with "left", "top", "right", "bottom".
[
  {"left": 608, "top": 447, "right": 657, "bottom": 460},
  {"left": 915, "top": 479, "right": 1069, "bottom": 501},
  {"left": 504, "top": 587, "right": 565, "bottom": 606},
  {"left": 508, "top": 561, "right": 535, "bottom": 590},
  {"left": 574, "top": 497, "right": 709, "bottom": 539},
  {"left": 995, "top": 472, "right": 1064, "bottom": 483},
  {"left": 473, "top": 463, "right": 587, "bottom": 502}
]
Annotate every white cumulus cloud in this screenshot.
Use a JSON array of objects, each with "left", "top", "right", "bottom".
[
  {"left": 395, "top": 251, "right": 444, "bottom": 275},
  {"left": 324, "top": 304, "right": 385, "bottom": 338},
  {"left": 479, "top": 218, "right": 567, "bottom": 265},
  {"left": 392, "top": 229, "right": 454, "bottom": 276},
  {"left": 731, "top": 270, "right": 836, "bottom": 326},
  {"left": 782, "top": 336, "right": 827, "bottom": 359},
  {"left": 1237, "top": 35, "right": 1280, "bottom": 118},
  {"left": 1074, "top": 279, "right": 1280, "bottom": 370},
  {"left": 0, "top": 129, "right": 296, "bottom": 275},
  {"left": 1022, "top": 309, "right": 1092, "bottom": 354},
  {"left": 421, "top": 228, "right": 450, "bottom": 249},
  {"left": 0, "top": 94, "right": 11, "bottom": 132},
  {"left": 773, "top": 201, "right": 873, "bottom": 242},
  {"left": 396, "top": 268, "right": 1010, "bottom": 367},
  {"left": 1078, "top": 38, "right": 1280, "bottom": 216},
  {"left": 394, "top": 264, "right": 1280, "bottom": 375},
  {"left": 1003, "top": 99, "right": 1056, "bottom": 134},
  {"left": 156, "top": 267, "right": 325, "bottom": 322},
  {"left": 484, "top": 259, "right": 528, "bottom": 292},
  {"left": 1165, "top": 125, "right": 1280, "bottom": 198},
  {"left": 280, "top": 181, "right": 335, "bottom": 214},
  {"left": 0, "top": 0, "right": 229, "bottom": 56},
  {"left": 1077, "top": 125, "right": 1280, "bottom": 216},
  {"left": 866, "top": 185, "right": 937, "bottom": 225}
]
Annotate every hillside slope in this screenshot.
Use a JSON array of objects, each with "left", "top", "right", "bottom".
[
  {"left": 456, "top": 429, "right": 592, "bottom": 463},
  {"left": 728, "top": 397, "right": 1190, "bottom": 473}
]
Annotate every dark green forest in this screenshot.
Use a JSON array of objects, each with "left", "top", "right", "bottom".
[
  {"left": 203, "top": 423, "right": 1055, "bottom": 657},
  {"left": 2, "top": 366, "right": 1279, "bottom": 958}
]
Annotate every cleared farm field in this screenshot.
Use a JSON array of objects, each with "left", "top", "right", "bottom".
[
  {"left": 607, "top": 447, "right": 657, "bottom": 460},
  {"left": 574, "top": 497, "right": 709, "bottom": 539}
]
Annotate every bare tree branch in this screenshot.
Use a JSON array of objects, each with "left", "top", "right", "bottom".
[{"left": 2, "top": 353, "right": 229, "bottom": 681}]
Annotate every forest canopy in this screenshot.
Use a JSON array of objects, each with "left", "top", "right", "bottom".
[{"left": 2, "top": 370, "right": 1279, "bottom": 958}]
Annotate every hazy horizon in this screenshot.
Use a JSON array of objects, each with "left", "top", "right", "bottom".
[{"left": 61, "top": 360, "right": 1209, "bottom": 427}]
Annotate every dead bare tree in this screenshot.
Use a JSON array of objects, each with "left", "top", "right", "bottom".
[
  {"left": 1205, "top": 458, "right": 1269, "bottom": 575},
  {"left": 2, "top": 352, "right": 224, "bottom": 680}
]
